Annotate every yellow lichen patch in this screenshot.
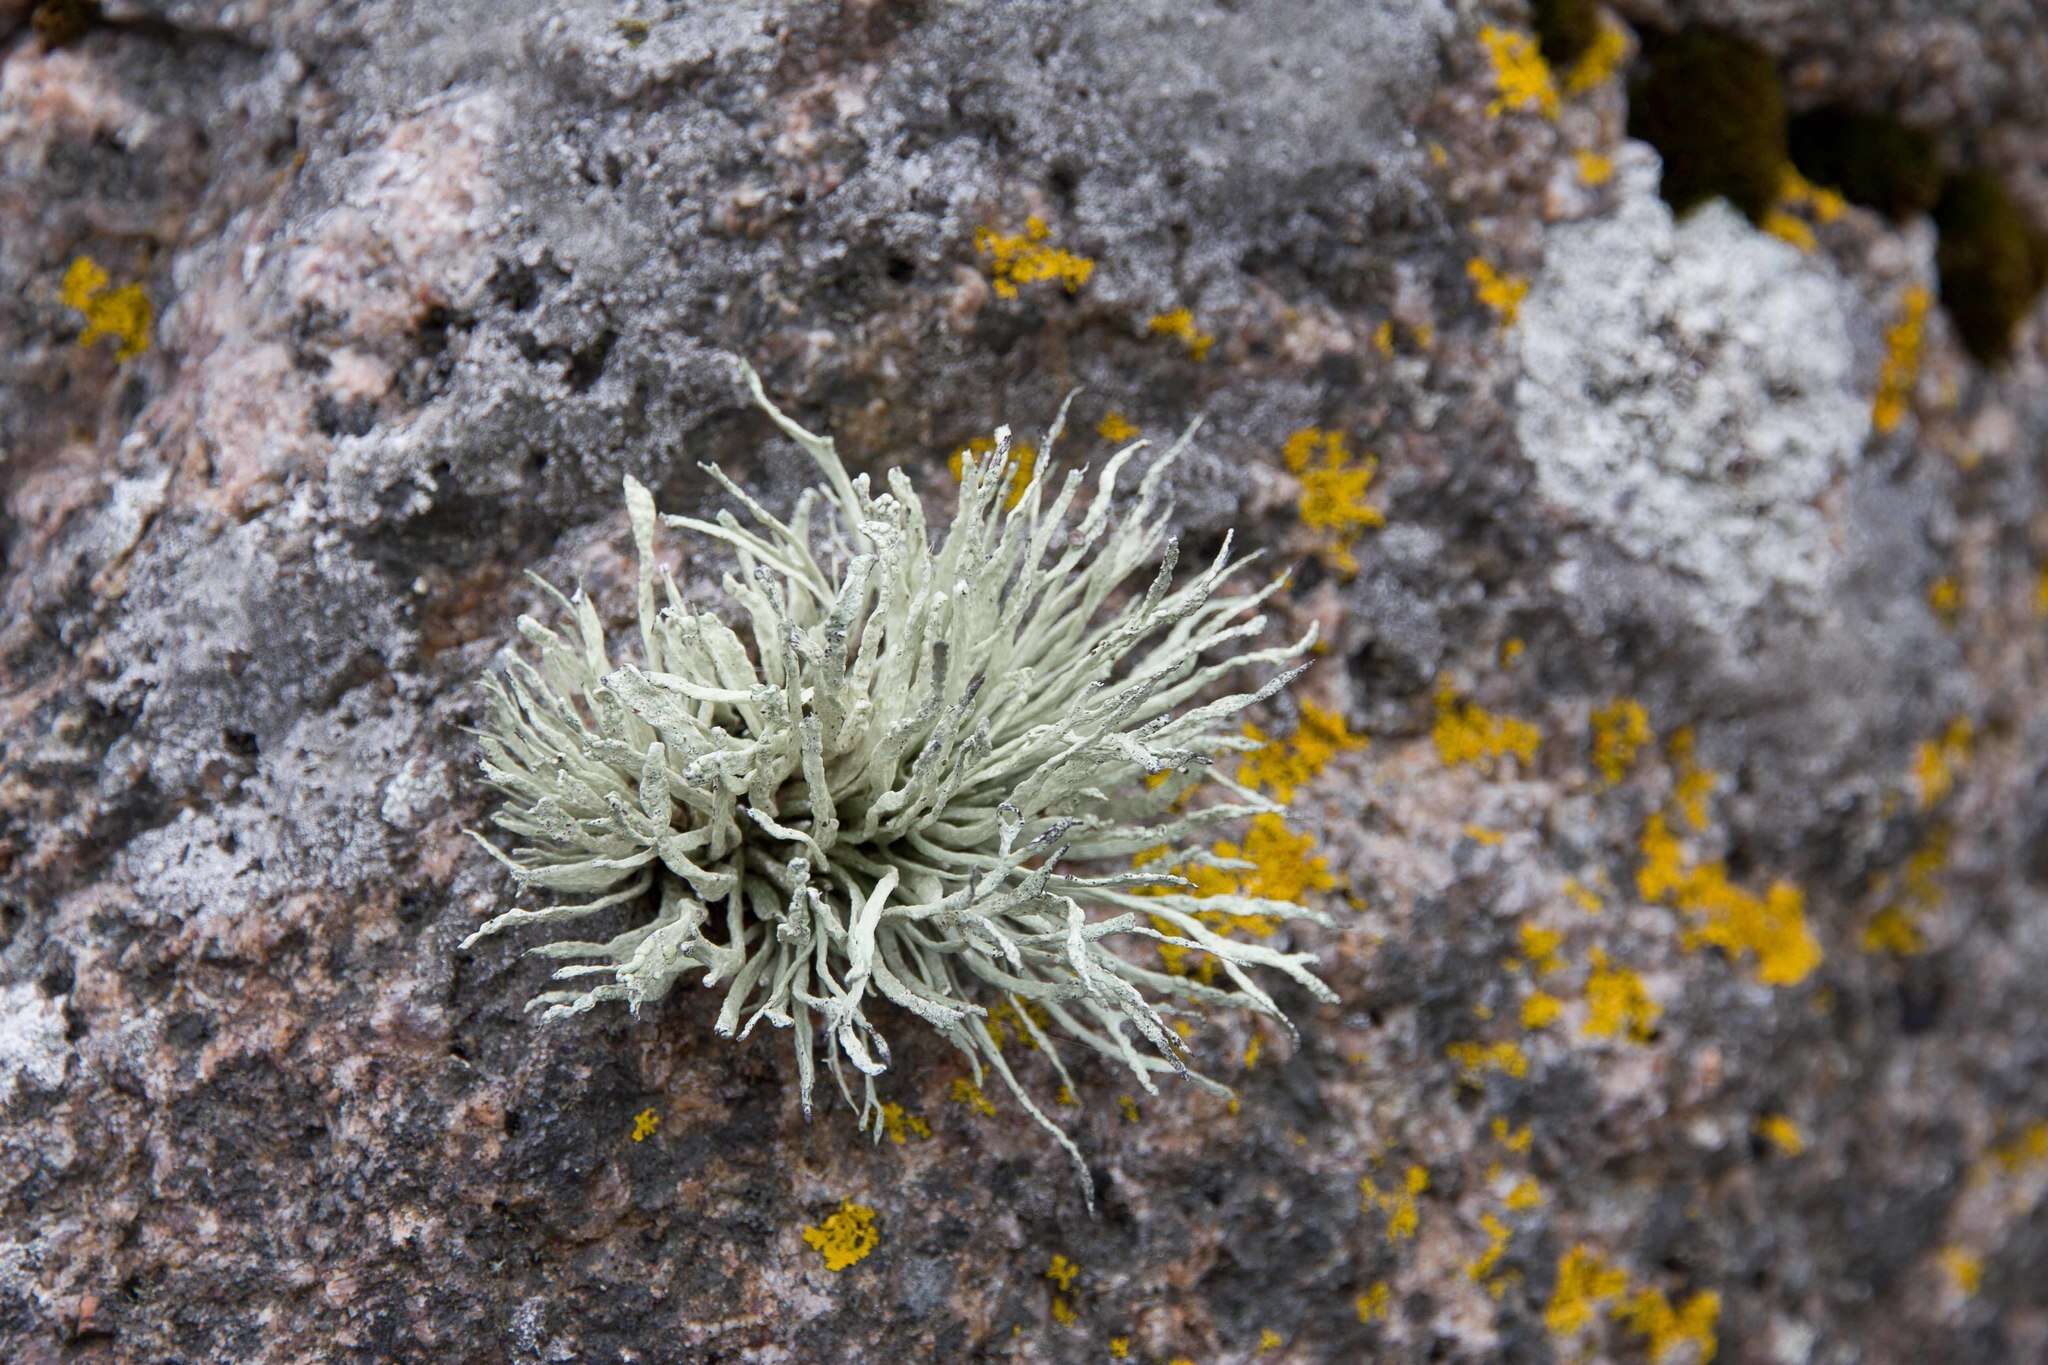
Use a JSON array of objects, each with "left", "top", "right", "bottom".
[
  {"left": 879, "top": 1102, "right": 931, "bottom": 1145},
  {"left": 1520, "top": 991, "right": 1563, "bottom": 1030},
  {"left": 985, "top": 996, "right": 1052, "bottom": 1052},
  {"left": 1356, "top": 1281, "right": 1391, "bottom": 1323},
  {"left": 1638, "top": 813, "right": 1823, "bottom": 987},
  {"left": 1046, "top": 1253, "right": 1080, "bottom": 1292},
  {"left": 1110, "top": 1338, "right": 1131, "bottom": 1359},
  {"left": 1280, "top": 428, "right": 1385, "bottom": 575},
  {"left": 1545, "top": 1247, "right": 1628, "bottom": 1337},
  {"left": 1756, "top": 1114, "right": 1805, "bottom": 1156},
  {"left": 2035, "top": 564, "right": 2048, "bottom": 619},
  {"left": 1148, "top": 307, "right": 1215, "bottom": 360},
  {"left": 1447, "top": 1040, "right": 1530, "bottom": 1081},
  {"left": 949, "top": 435, "right": 1038, "bottom": 511},
  {"left": 1582, "top": 949, "right": 1659, "bottom": 1043},
  {"left": 1373, "top": 320, "right": 1396, "bottom": 357},
  {"left": 1506, "top": 1178, "right": 1544, "bottom": 1211},
  {"left": 1667, "top": 728, "right": 1715, "bottom": 832},
  {"left": 1097, "top": 411, "right": 1140, "bottom": 443},
  {"left": 1258, "top": 1328, "right": 1284, "bottom": 1351},
  {"left": 1873, "top": 286, "right": 1932, "bottom": 434},
  {"left": 1117, "top": 1094, "right": 1141, "bottom": 1123},
  {"left": 1480, "top": 26, "right": 1559, "bottom": 119},
  {"left": 1575, "top": 150, "right": 1616, "bottom": 187},
  {"left": 1051, "top": 1296, "right": 1077, "bottom": 1326},
  {"left": 1863, "top": 823, "right": 1949, "bottom": 956},
  {"left": 802, "top": 1200, "right": 880, "bottom": 1271},
  {"left": 950, "top": 1077, "right": 997, "bottom": 1117},
  {"left": 1613, "top": 1287, "right": 1720, "bottom": 1363},
  {"left": 1239, "top": 698, "right": 1369, "bottom": 801},
  {"left": 975, "top": 216, "right": 1094, "bottom": 299},
  {"left": 1860, "top": 906, "right": 1926, "bottom": 956},
  {"left": 1466, "top": 1212, "right": 1512, "bottom": 1286},
  {"left": 1432, "top": 678, "right": 1542, "bottom": 771},
  {"left": 1492, "top": 1118, "right": 1533, "bottom": 1153},
  {"left": 1927, "top": 576, "right": 1962, "bottom": 627},
  {"left": 1939, "top": 1248, "right": 1983, "bottom": 1297},
  {"left": 1778, "top": 165, "right": 1847, "bottom": 225},
  {"left": 1912, "top": 717, "right": 1972, "bottom": 809},
  {"left": 1762, "top": 210, "right": 1818, "bottom": 253},
  {"left": 1518, "top": 924, "right": 1565, "bottom": 976},
  {"left": 1361, "top": 1165, "right": 1429, "bottom": 1242},
  {"left": 630, "top": 1107, "right": 661, "bottom": 1142},
  {"left": 1989, "top": 1121, "right": 2048, "bottom": 1174},
  {"left": 1563, "top": 877, "right": 1604, "bottom": 915},
  {"left": 1467, "top": 258, "right": 1530, "bottom": 327},
  {"left": 1564, "top": 21, "right": 1627, "bottom": 95},
  {"left": 60, "top": 255, "right": 153, "bottom": 361},
  {"left": 1243, "top": 1029, "right": 1263, "bottom": 1069},
  {"left": 1465, "top": 825, "right": 1507, "bottom": 848},
  {"left": 1591, "top": 699, "right": 1651, "bottom": 785},
  {"left": 1178, "top": 812, "right": 1338, "bottom": 937},
  {"left": 1500, "top": 637, "right": 1526, "bottom": 667}
]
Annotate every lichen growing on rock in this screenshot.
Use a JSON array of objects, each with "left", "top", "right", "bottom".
[{"left": 461, "top": 361, "right": 1335, "bottom": 1202}]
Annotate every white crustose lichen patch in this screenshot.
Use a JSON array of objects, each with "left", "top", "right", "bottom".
[{"left": 462, "top": 360, "right": 1334, "bottom": 1202}]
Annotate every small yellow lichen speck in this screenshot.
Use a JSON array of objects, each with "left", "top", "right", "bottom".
[
  {"left": 2035, "top": 564, "right": 2048, "bottom": 619},
  {"left": 1432, "top": 678, "right": 1541, "bottom": 771},
  {"left": 1779, "top": 165, "right": 1847, "bottom": 225},
  {"left": 1927, "top": 575, "right": 1962, "bottom": 627},
  {"left": 1638, "top": 812, "right": 1822, "bottom": 987},
  {"left": 1518, "top": 923, "right": 1565, "bottom": 976},
  {"left": 879, "top": 1102, "right": 931, "bottom": 1145},
  {"left": 1480, "top": 26, "right": 1559, "bottom": 119},
  {"left": 1564, "top": 21, "right": 1627, "bottom": 94},
  {"left": 1940, "top": 1247, "right": 1983, "bottom": 1297},
  {"left": 1506, "top": 1177, "right": 1544, "bottom": 1211},
  {"left": 1668, "top": 728, "right": 1716, "bottom": 832},
  {"left": 1492, "top": 1118, "right": 1533, "bottom": 1153},
  {"left": 1500, "top": 637, "right": 1526, "bottom": 667},
  {"left": 1614, "top": 1287, "right": 1721, "bottom": 1363},
  {"left": 1097, "top": 411, "right": 1140, "bottom": 443},
  {"left": 950, "top": 1076, "right": 997, "bottom": 1117},
  {"left": 1912, "top": 717, "right": 1972, "bottom": 809},
  {"left": 630, "top": 1107, "right": 661, "bottom": 1142},
  {"left": 1873, "top": 286, "right": 1931, "bottom": 434},
  {"left": 975, "top": 216, "right": 1094, "bottom": 299},
  {"left": 1762, "top": 209, "right": 1818, "bottom": 253},
  {"left": 1756, "top": 1114, "right": 1805, "bottom": 1156},
  {"left": 1591, "top": 698, "right": 1651, "bottom": 785},
  {"left": 1148, "top": 306, "right": 1216, "bottom": 360},
  {"left": 1239, "top": 698, "right": 1369, "bottom": 801},
  {"left": 1244, "top": 1030, "right": 1263, "bottom": 1070},
  {"left": 1520, "top": 990, "right": 1563, "bottom": 1030},
  {"left": 1582, "top": 949, "right": 1660, "bottom": 1043},
  {"left": 1356, "top": 1281, "right": 1391, "bottom": 1323},
  {"left": 1466, "top": 1212, "right": 1512, "bottom": 1285},
  {"left": 1563, "top": 877, "right": 1603, "bottom": 915},
  {"left": 1051, "top": 1295, "right": 1077, "bottom": 1326},
  {"left": 1991, "top": 1121, "right": 2048, "bottom": 1173},
  {"left": 1360, "top": 1165, "right": 1429, "bottom": 1242},
  {"left": 1117, "top": 1094, "right": 1141, "bottom": 1123},
  {"left": 1447, "top": 1039, "right": 1530, "bottom": 1081},
  {"left": 1575, "top": 150, "right": 1616, "bottom": 187},
  {"left": 802, "top": 1200, "right": 880, "bottom": 1272},
  {"left": 1110, "top": 1338, "right": 1131, "bottom": 1360},
  {"left": 1258, "top": 1327, "right": 1284, "bottom": 1351},
  {"left": 60, "top": 255, "right": 153, "bottom": 360},
  {"left": 1373, "top": 320, "right": 1396, "bottom": 357},
  {"left": 949, "top": 435, "right": 1038, "bottom": 511},
  {"left": 1545, "top": 1246, "right": 1628, "bottom": 1337},
  {"left": 1465, "top": 824, "right": 1505, "bottom": 847},
  {"left": 1280, "top": 428, "right": 1385, "bottom": 575},
  {"left": 1046, "top": 1254, "right": 1080, "bottom": 1292},
  {"left": 1467, "top": 258, "right": 1531, "bottom": 327}
]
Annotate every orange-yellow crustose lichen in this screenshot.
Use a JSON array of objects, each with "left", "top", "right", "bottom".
[
  {"left": 1520, "top": 991, "right": 1564, "bottom": 1029},
  {"left": 974, "top": 216, "right": 1094, "bottom": 299},
  {"left": 1516, "top": 923, "right": 1565, "bottom": 976},
  {"left": 1591, "top": 698, "right": 1651, "bottom": 784},
  {"left": 1544, "top": 1247, "right": 1628, "bottom": 1336},
  {"left": 1492, "top": 1118, "right": 1533, "bottom": 1152},
  {"left": 950, "top": 1076, "right": 996, "bottom": 1116},
  {"left": 1280, "top": 428, "right": 1385, "bottom": 575},
  {"left": 1097, "top": 411, "right": 1140, "bottom": 443},
  {"left": 1990, "top": 1121, "right": 2048, "bottom": 1173},
  {"left": 1147, "top": 307, "right": 1215, "bottom": 360},
  {"left": 2035, "top": 564, "right": 2048, "bottom": 619},
  {"left": 1756, "top": 1114, "right": 1805, "bottom": 1156},
  {"left": 1505, "top": 1177, "right": 1543, "bottom": 1211},
  {"left": 1466, "top": 1212, "right": 1513, "bottom": 1293},
  {"left": 1927, "top": 575, "right": 1961, "bottom": 626},
  {"left": 1939, "top": 1248, "right": 1983, "bottom": 1297},
  {"left": 1116, "top": 1094, "right": 1140, "bottom": 1123},
  {"left": 1480, "top": 26, "right": 1559, "bottom": 119},
  {"left": 1667, "top": 728, "right": 1715, "bottom": 832},
  {"left": 1582, "top": 949, "right": 1659, "bottom": 1043},
  {"left": 1562, "top": 877, "right": 1604, "bottom": 914},
  {"left": 1911, "top": 717, "right": 1972, "bottom": 809},
  {"left": 1873, "top": 286, "right": 1932, "bottom": 434},
  {"left": 1779, "top": 165, "right": 1847, "bottom": 224},
  {"left": 1638, "top": 812, "right": 1822, "bottom": 987},
  {"left": 60, "top": 256, "right": 153, "bottom": 360},
  {"left": 1467, "top": 258, "right": 1531, "bottom": 326},
  {"left": 1615, "top": 1286, "right": 1721, "bottom": 1363},
  {"left": 1447, "top": 1039, "right": 1530, "bottom": 1081},
  {"left": 1762, "top": 209, "right": 1818, "bottom": 253},
  {"left": 1361, "top": 1164, "right": 1429, "bottom": 1242},
  {"left": 1432, "top": 678, "right": 1542, "bottom": 771},
  {"left": 1045, "top": 1253, "right": 1079, "bottom": 1291},
  {"left": 630, "top": 1107, "right": 661, "bottom": 1141},
  {"left": 878, "top": 1102, "right": 931, "bottom": 1144},
  {"left": 1575, "top": 150, "right": 1616, "bottom": 187},
  {"left": 949, "top": 435, "right": 1038, "bottom": 511},
  {"left": 1563, "top": 21, "right": 1627, "bottom": 94},
  {"left": 1355, "top": 1282, "right": 1391, "bottom": 1323},
  {"left": 1861, "top": 823, "right": 1949, "bottom": 956},
  {"left": 802, "top": 1200, "right": 880, "bottom": 1271},
  {"left": 1238, "top": 699, "right": 1368, "bottom": 801}
]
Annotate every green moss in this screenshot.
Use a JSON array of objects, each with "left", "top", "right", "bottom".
[
  {"left": 1933, "top": 170, "right": 2045, "bottom": 364},
  {"left": 1628, "top": 27, "right": 1786, "bottom": 224},
  {"left": 1531, "top": 0, "right": 1601, "bottom": 71},
  {"left": 1787, "top": 105, "right": 1943, "bottom": 221}
]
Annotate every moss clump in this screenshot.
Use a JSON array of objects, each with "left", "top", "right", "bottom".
[
  {"left": 1531, "top": 0, "right": 1601, "bottom": 71},
  {"left": 1933, "top": 170, "right": 2046, "bottom": 364},
  {"left": 1628, "top": 27, "right": 1786, "bottom": 224},
  {"left": 1787, "top": 105, "right": 1943, "bottom": 221}
]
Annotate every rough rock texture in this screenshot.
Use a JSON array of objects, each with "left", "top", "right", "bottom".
[{"left": 3, "top": 2, "right": 2046, "bottom": 1363}]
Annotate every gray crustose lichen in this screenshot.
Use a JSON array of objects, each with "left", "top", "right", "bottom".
[{"left": 463, "top": 361, "right": 1335, "bottom": 1200}]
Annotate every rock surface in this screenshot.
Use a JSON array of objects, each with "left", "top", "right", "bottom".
[{"left": 4, "top": 1, "right": 2046, "bottom": 1362}]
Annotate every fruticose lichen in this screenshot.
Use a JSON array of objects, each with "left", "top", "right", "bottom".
[{"left": 462, "top": 361, "right": 1335, "bottom": 1203}]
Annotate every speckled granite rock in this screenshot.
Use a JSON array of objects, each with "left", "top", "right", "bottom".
[{"left": 3, "top": 2, "right": 2046, "bottom": 1362}]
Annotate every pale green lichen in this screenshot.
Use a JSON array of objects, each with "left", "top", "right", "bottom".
[{"left": 462, "top": 360, "right": 1334, "bottom": 1204}]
